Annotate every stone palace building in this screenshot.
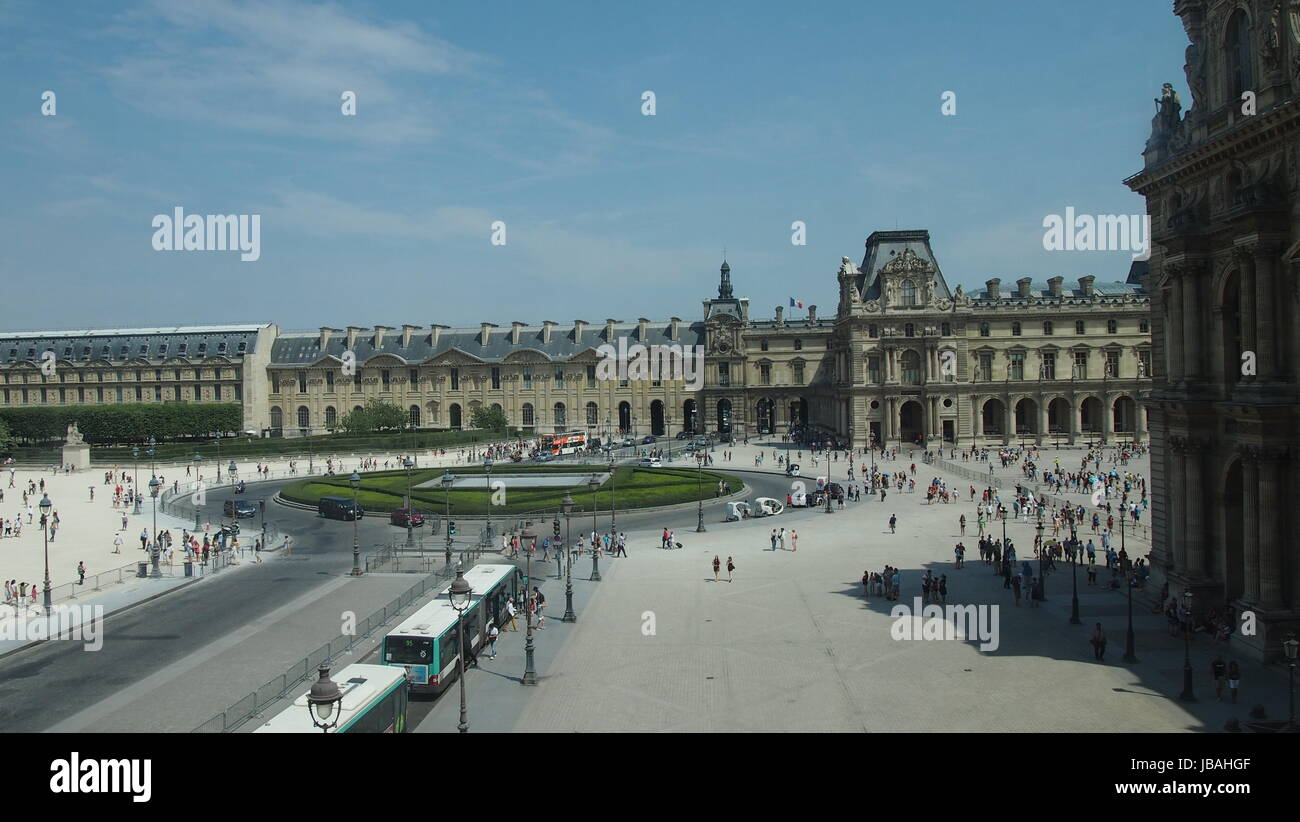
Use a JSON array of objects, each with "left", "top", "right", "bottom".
[
  {"left": 1, "top": 229, "right": 1151, "bottom": 454},
  {"left": 1124, "top": 0, "right": 1300, "bottom": 659}
]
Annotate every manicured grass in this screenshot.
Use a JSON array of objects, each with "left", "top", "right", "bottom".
[{"left": 279, "top": 465, "right": 745, "bottom": 516}]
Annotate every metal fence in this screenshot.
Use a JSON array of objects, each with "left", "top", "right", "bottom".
[
  {"left": 191, "top": 569, "right": 451, "bottom": 733},
  {"left": 923, "top": 454, "right": 1004, "bottom": 489}
]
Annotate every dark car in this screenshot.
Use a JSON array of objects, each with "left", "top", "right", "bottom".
[
  {"left": 641, "top": 435, "right": 657, "bottom": 444},
  {"left": 390, "top": 508, "right": 425, "bottom": 527},
  {"left": 675, "top": 431, "right": 691, "bottom": 440},
  {"left": 318, "top": 496, "right": 364, "bottom": 521},
  {"left": 223, "top": 499, "right": 257, "bottom": 518},
  {"left": 622, "top": 437, "right": 634, "bottom": 447}
]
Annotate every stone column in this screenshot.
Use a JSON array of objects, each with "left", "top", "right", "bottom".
[
  {"left": 1167, "top": 270, "right": 1185, "bottom": 381},
  {"left": 1169, "top": 438, "right": 1187, "bottom": 572},
  {"left": 973, "top": 397, "right": 983, "bottom": 438},
  {"left": 1037, "top": 398, "right": 1048, "bottom": 444},
  {"left": 1237, "top": 250, "right": 1257, "bottom": 382},
  {"left": 1101, "top": 393, "right": 1114, "bottom": 443},
  {"left": 1180, "top": 265, "right": 1201, "bottom": 381},
  {"left": 1258, "top": 453, "right": 1283, "bottom": 608},
  {"left": 1004, "top": 396, "right": 1014, "bottom": 445},
  {"left": 1135, "top": 401, "right": 1147, "bottom": 442},
  {"left": 1242, "top": 448, "right": 1260, "bottom": 604},
  {"left": 1069, "top": 396, "right": 1080, "bottom": 444},
  {"left": 1254, "top": 248, "right": 1277, "bottom": 381},
  {"left": 1183, "top": 439, "right": 1206, "bottom": 578}
]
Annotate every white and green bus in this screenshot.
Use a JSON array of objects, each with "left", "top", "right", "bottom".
[
  {"left": 254, "top": 663, "right": 409, "bottom": 733},
  {"left": 381, "top": 564, "right": 523, "bottom": 695}
]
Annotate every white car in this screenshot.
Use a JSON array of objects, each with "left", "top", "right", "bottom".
[{"left": 638, "top": 458, "right": 663, "bottom": 468}]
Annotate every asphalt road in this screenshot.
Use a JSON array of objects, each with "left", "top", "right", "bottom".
[{"left": 0, "top": 458, "right": 796, "bottom": 731}]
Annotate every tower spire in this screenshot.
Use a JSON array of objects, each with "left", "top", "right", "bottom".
[{"left": 717, "top": 259, "right": 733, "bottom": 299}]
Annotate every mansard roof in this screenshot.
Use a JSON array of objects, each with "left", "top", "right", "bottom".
[
  {"left": 858, "top": 230, "right": 954, "bottom": 302},
  {"left": 0, "top": 325, "right": 267, "bottom": 365}
]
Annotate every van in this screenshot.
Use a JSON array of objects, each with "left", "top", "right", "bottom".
[{"left": 319, "top": 496, "right": 364, "bottom": 521}]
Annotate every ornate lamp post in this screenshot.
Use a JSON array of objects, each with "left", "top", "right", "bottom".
[
  {"left": 192, "top": 453, "right": 204, "bottom": 529},
  {"left": 448, "top": 568, "right": 473, "bottom": 733},
  {"left": 695, "top": 451, "right": 707, "bottom": 533},
  {"left": 39, "top": 493, "right": 52, "bottom": 615},
  {"left": 1069, "top": 521, "right": 1081, "bottom": 625},
  {"left": 214, "top": 432, "right": 222, "bottom": 483},
  {"left": 520, "top": 523, "right": 538, "bottom": 685},
  {"left": 349, "top": 471, "right": 362, "bottom": 576},
  {"left": 561, "top": 492, "right": 576, "bottom": 622},
  {"left": 1035, "top": 507, "right": 1045, "bottom": 601},
  {"left": 1122, "top": 513, "right": 1138, "bottom": 663},
  {"left": 607, "top": 452, "right": 617, "bottom": 534},
  {"left": 131, "top": 446, "right": 142, "bottom": 514},
  {"left": 306, "top": 663, "right": 343, "bottom": 733},
  {"left": 824, "top": 445, "right": 834, "bottom": 514},
  {"left": 403, "top": 457, "right": 415, "bottom": 548},
  {"left": 1179, "top": 589, "right": 1195, "bottom": 701},
  {"left": 1283, "top": 633, "right": 1299, "bottom": 731},
  {"left": 149, "top": 476, "right": 162, "bottom": 578},
  {"left": 587, "top": 474, "right": 601, "bottom": 581},
  {"left": 441, "top": 470, "right": 454, "bottom": 570},
  {"left": 483, "top": 457, "right": 494, "bottom": 544}
]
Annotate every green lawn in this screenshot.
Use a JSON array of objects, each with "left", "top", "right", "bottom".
[{"left": 279, "top": 464, "right": 744, "bottom": 517}]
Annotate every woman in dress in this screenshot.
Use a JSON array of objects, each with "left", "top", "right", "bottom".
[{"left": 712, "top": 556, "right": 721, "bottom": 581}]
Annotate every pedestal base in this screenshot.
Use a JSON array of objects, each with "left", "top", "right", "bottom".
[{"left": 61, "top": 443, "right": 90, "bottom": 471}]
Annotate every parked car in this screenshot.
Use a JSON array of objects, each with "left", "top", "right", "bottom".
[
  {"left": 223, "top": 499, "right": 257, "bottom": 518},
  {"left": 318, "top": 496, "right": 363, "bottom": 521},
  {"left": 675, "top": 431, "right": 691, "bottom": 440},
  {"left": 390, "top": 508, "right": 425, "bottom": 527},
  {"left": 533, "top": 453, "right": 554, "bottom": 462},
  {"left": 637, "top": 458, "right": 663, "bottom": 468},
  {"left": 641, "top": 435, "right": 657, "bottom": 444},
  {"left": 785, "top": 463, "right": 801, "bottom": 477}
]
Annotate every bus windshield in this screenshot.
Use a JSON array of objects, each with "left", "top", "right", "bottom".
[{"left": 385, "top": 636, "right": 433, "bottom": 665}]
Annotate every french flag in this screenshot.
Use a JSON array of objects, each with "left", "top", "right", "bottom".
[{"left": 789, "top": 298, "right": 804, "bottom": 309}]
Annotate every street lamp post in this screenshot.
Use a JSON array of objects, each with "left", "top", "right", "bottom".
[
  {"left": 608, "top": 453, "right": 617, "bottom": 534},
  {"left": 1035, "top": 508, "right": 1045, "bottom": 602},
  {"left": 824, "top": 443, "right": 834, "bottom": 514},
  {"left": 695, "top": 452, "right": 707, "bottom": 533},
  {"left": 1069, "top": 521, "right": 1081, "bottom": 625},
  {"left": 483, "top": 458, "right": 494, "bottom": 545},
  {"left": 520, "top": 523, "right": 538, "bottom": 685},
  {"left": 349, "top": 471, "right": 362, "bottom": 576},
  {"left": 561, "top": 493, "right": 576, "bottom": 622},
  {"left": 131, "top": 446, "right": 142, "bottom": 514},
  {"left": 39, "top": 494, "right": 52, "bottom": 615},
  {"left": 588, "top": 475, "right": 602, "bottom": 581},
  {"left": 1122, "top": 513, "right": 1138, "bottom": 663},
  {"left": 448, "top": 568, "right": 473, "bottom": 733},
  {"left": 1179, "top": 590, "right": 1196, "bottom": 701},
  {"left": 441, "top": 470, "right": 454, "bottom": 570},
  {"left": 149, "top": 476, "right": 162, "bottom": 578},
  {"left": 404, "top": 457, "right": 415, "bottom": 548}
]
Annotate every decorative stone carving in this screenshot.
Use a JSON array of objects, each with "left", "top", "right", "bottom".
[
  {"left": 1264, "top": 3, "right": 1283, "bottom": 74},
  {"left": 1146, "top": 83, "right": 1182, "bottom": 154},
  {"left": 64, "top": 423, "right": 84, "bottom": 445},
  {"left": 863, "top": 299, "right": 880, "bottom": 313}
]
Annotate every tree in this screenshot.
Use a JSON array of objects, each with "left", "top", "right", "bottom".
[
  {"left": 471, "top": 405, "right": 507, "bottom": 431},
  {"left": 365, "top": 398, "right": 406, "bottom": 431},
  {"left": 0, "top": 418, "right": 14, "bottom": 457}
]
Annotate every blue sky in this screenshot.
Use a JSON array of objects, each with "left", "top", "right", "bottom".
[{"left": 0, "top": 0, "right": 1189, "bottom": 332}]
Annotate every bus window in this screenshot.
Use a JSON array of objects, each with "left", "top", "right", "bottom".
[{"left": 385, "top": 637, "right": 432, "bottom": 665}]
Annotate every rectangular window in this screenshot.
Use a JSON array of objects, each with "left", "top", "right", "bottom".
[
  {"left": 154, "top": 386, "right": 161, "bottom": 401},
  {"left": 173, "top": 386, "right": 180, "bottom": 401},
  {"left": 521, "top": 368, "right": 531, "bottom": 389},
  {"left": 868, "top": 356, "right": 881, "bottom": 384},
  {"left": 298, "top": 371, "right": 308, "bottom": 393},
  {"left": 760, "top": 339, "right": 768, "bottom": 351},
  {"left": 1010, "top": 351, "right": 1024, "bottom": 381},
  {"left": 585, "top": 365, "right": 595, "bottom": 389},
  {"left": 718, "top": 362, "right": 730, "bottom": 387},
  {"left": 325, "top": 371, "right": 335, "bottom": 391},
  {"left": 1138, "top": 349, "right": 1151, "bottom": 377},
  {"left": 1075, "top": 321, "right": 1086, "bottom": 335},
  {"left": 353, "top": 372, "right": 362, "bottom": 389},
  {"left": 792, "top": 363, "right": 804, "bottom": 384},
  {"left": 759, "top": 363, "right": 771, "bottom": 385},
  {"left": 492, "top": 367, "right": 501, "bottom": 390},
  {"left": 59, "top": 387, "right": 66, "bottom": 403},
  {"left": 135, "top": 386, "right": 143, "bottom": 401},
  {"left": 1042, "top": 352, "right": 1056, "bottom": 380},
  {"left": 450, "top": 368, "right": 459, "bottom": 391},
  {"left": 1073, "top": 351, "right": 1088, "bottom": 379},
  {"left": 978, "top": 353, "right": 993, "bottom": 382},
  {"left": 382, "top": 369, "right": 391, "bottom": 390},
  {"left": 78, "top": 387, "right": 85, "bottom": 402},
  {"left": 1106, "top": 349, "right": 1120, "bottom": 378},
  {"left": 410, "top": 368, "right": 419, "bottom": 386},
  {"left": 234, "top": 384, "right": 242, "bottom": 401},
  {"left": 554, "top": 367, "right": 564, "bottom": 387}
]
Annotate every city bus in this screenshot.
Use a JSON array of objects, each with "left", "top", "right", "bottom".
[
  {"left": 380, "top": 564, "right": 523, "bottom": 695},
  {"left": 253, "top": 663, "right": 409, "bottom": 733},
  {"left": 543, "top": 431, "right": 588, "bottom": 455}
]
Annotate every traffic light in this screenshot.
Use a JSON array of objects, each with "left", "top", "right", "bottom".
[
  {"left": 553, "top": 519, "right": 561, "bottom": 539},
  {"left": 448, "top": 521, "right": 456, "bottom": 536}
]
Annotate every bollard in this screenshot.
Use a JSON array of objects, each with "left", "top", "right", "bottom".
[
  {"left": 184, "top": 561, "right": 193, "bottom": 578},
  {"left": 137, "top": 562, "right": 148, "bottom": 578}
]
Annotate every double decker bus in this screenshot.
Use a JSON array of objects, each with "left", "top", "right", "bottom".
[{"left": 543, "top": 431, "right": 588, "bottom": 455}]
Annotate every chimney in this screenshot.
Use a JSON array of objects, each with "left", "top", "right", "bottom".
[
  {"left": 574, "top": 319, "right": 588, "bottom": 344},
  {"left": 512, "top": 322, "right": 526, "bottom": 345},
  {"left": 605, "top": 319, "right": 618, "bottom": 342},
  {"left": 346, "top": 326, "right": 364, "bottom": 351},
  {"left": 807, "top": 305, "right": 817, "bottom": 322},
  {"left": 542, "top": 321, "right": 556, "bottom": 345},
  {"left": 638, "top": 317, "right": 649, "bottom": 342},
  {"left": 1017, "top": 277, "right": 1032, "bottom": 299},
  {"left": 985, "top": 278, "right": 1001, "bottom": 300},
  {"left": 1079, "top": 275, "right": 1095, "bottom": 297},
  {"left": 775, "top": 305, "right": 784, "bottom": 325},
  {"left": 480, "top": 323, "right": 497, "bottom": 346},
  {"left": 430, "top": 324, "right": 448, "bottom": 349},
  {"left": 318, "top": 327, "right": 335, "bottom": 350},
  {"left": 373, "top": 325, "right": 393, "bottom": 348},
  {"left": 1048, "top": 276, "right": 1064, "bottom": 299},
  {"left": 668, "top": 317, "right": 680, "bottom": 341},
  {"left": 401, "top": 324, "right": 419, "bottom": 348}
]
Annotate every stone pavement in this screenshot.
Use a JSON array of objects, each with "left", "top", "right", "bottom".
[{"left": 410, "top": 441, "right": 1289, "bottom": 732}]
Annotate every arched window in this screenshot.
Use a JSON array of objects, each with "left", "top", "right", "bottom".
[
  {"left": 554, "top": 402, "right": 566, "bottom": 427},
  {"left": 521, "top": 403, "right": 534, "bottom": 427},
  {"left": 900, "top": 350, "right": 921, "bottom": 384},
  {"left": 1226, "top": 10, "right": 1254, "bottom": 102},
  {"left": 409, "top": 404, "right": 421, "bottom": 427},
  {"left": 901, "top": 279, "right": 916, "bottom": 306},
  {"left": 1043, "top": 321, "right": 1054, "bottom": 336},
  {"left": 449, "top": 403, "right": 462, "bottom": 428},
  {"left": 586, "top": 401, "right": 599, "bottom": 425},
  {"left": 325, "top": 406, "right": 337, "bottom": 427},
  {"left": 297, "top": 406, "right": 310, "bottom": 428}
]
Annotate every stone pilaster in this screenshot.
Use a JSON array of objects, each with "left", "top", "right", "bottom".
[{"left": 1241, "top": 446, "right": 1260, "bottom": 604}]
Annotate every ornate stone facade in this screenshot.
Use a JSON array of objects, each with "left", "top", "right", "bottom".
[{"left": 1125, "top": 0, "right": 1300, "bottom": 660}]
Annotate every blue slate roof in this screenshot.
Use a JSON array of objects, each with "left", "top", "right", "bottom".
[{"left": 0, "top": 325, "right": 266, "bottom": 364}]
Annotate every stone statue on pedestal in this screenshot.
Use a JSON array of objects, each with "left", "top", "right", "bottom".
[{"left": 65, "top": 422, "right": 84, "bottom": 445}]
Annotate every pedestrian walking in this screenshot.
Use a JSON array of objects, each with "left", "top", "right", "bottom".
[
  {"left": 888, "top": 514, "right": 897, "bottom": 534},
  {"left": 725, "top": 556, "right": 735, "bottom": 582},
  {"left": 1012, "top": 573, "right": 1021, "bottom": 605},
  {"left": 487, "top": 622, "right": 499, "bottom": 660},
  {"left": 1211, "top": 656, "right": 1227, "bottom": 701},
  {"left": 1090, "top": 623, "right": 1107, "bottom": 661},
  {"left": 1228, "top": 661, "right": 1241, "bottom": 704},
  {"left": 712, "top": 555, "right": 721, "bottom": 581},
  {"left": 77, "top": 561, "right": 86, "bottom": 586},
  {"left": 959, "top": 514, "right": 966, "bottom": 536},
  {"left": 503, "top": 599, "right": 518, "bottom": 631},
  {"left": 112, "top": 534, "right": 122, "bottom": 554},
  {"left": 790, "top": 529, "right": 797, "bottom": 552}
]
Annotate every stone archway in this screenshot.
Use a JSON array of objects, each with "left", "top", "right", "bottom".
[
  {"left": 1014, "top": 397, "right": 1039, "bottom": 440},
  {"left": 756, "top": 398, "right": 775, "bottom": 434},
  {"left": 981, "top": 398, "right": 1006, "bottom": 437},
  {"left": 899, "top": 400, "right": 925, "bottom": 444},
  {"left": 717, "top": 398, "right": 733, "bottom": 435},
  {"left": 1079, "top": 396, "right": 1103, "bottom": 440},
  {"left": 650, "top": 400, "right": 665, "bottom": 436},
  {"left": 683, "top": 399, "right": 698, "bottom": 433}
]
